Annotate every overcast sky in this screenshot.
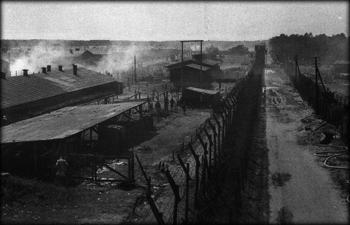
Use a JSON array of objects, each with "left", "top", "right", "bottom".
[{"left": 1, "top": 1, "right": 348, "bottom": 41}]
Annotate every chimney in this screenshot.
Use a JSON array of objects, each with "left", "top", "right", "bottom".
[
  {"left": 73, "top": 64, "right": 77, "bottom": 75},
  {"left": 23, "top": 69, "right": 29, "bottom": 76},
  {"left": 47, "top": 65, "right": 51, "bottom": 72},
  {"left": 41, "top": 67, "right": 47, "bottom": 74},
  {"left": 58, "top": 65, "right": 63, "bottom": 71}
]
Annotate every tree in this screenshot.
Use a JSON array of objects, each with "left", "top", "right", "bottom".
[
  {"left": 206, "top": 45, "right": 220, "bottom": 60},
  {"left": 269, "top": 33, "right": 349, "bottom": 65}
]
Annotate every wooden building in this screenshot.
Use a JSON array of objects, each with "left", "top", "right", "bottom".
[
  {"left": 1, "top": 64, "right": 123, "bottom": 125},
  {"left": 333, "top": 60, "right": 349, "bottom": 74},
  {"left": 75, "top": 50, "right": 106, "bottom": 67},
  {"left": 166, "top": 55, "right": 223, "bottom": 89},
  {"left": 1, "top": 101, "right": 148, "bottom": 181}
]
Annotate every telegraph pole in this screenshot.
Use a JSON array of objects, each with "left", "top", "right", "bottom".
[
  {"left": 315, "top": 57, "right": 318, "bottom": 114},
  {"left": 200, "top": 41, "right": 203, "bottom": 88},
  {"left": 181, "top": 42, "right": 184, "bottom": 92},
  {"left": 134, "top": 55, "right": 137, "bottom": 84}
]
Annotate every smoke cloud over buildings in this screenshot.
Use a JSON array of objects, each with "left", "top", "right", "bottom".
[
  {"left": 8, "top": 42, "right": 143, "bottom": 79},
  {"left": 10, "top": 42, "right": 72, "bottom": 75}
]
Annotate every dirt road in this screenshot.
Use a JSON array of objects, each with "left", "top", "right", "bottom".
[{"left": 265, "top": 67, "right": 348, "bottom": 223}]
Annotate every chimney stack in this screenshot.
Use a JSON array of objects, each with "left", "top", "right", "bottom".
[
  {"left": 73, "top": 64, "right": 77, "bottom": 75},
  {"left": 58, "top": 65, "right": 63, "bottom": 71},
  {"left": 47, "top": 65, "right": 51, "bottom": 72},
  {"left": 41, "top": 67, "right": 47, "bottom": 74},
  {"left": 23, "top": 69, "right": 29, "bottom": 76}
]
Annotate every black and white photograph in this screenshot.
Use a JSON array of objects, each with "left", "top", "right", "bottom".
[{"left": 1, "top": 1, "right": 349, "bottom": 224}]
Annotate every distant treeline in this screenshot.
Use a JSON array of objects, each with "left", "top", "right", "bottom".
[{"left": 269, "top": 33, "right": 348, "bottom": 66}]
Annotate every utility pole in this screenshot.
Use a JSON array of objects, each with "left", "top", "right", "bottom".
[
  {"left": 9, "top": 50, "right": 11, "bottom": 76},
  {"left": 315, "top": 57, "right": 318, "bottom": 115},
  {"left": 134, "top": 55, "right": 137, "bottom": 84},
  {"left": 200, "top": 41, "right": 203, "bottom": 88},
  {"left": 295, "top": 55, "right": 298, "bottom": 82},
  {"left": 181, "top": 42, "right": 184, "bottom": 92}
]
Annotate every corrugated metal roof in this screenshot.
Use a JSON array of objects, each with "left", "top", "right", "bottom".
[
  {"left": 186, "top": 64, "right": 210, "bottom": 71},
  {"left": 1, "top": 101, "right": 146, "bottom": 143},
  {"left": 185, "top": 87, "right": 220, "bottom": 95},
  {"left": 1, "top": 66, "right": 118, "bottom": 109}
]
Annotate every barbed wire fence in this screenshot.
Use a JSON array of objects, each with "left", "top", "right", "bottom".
[
  {"left": 285, "top": 57, "right": 349, "bottom": 144},
  {"left": 129, "top": 70, "right": 255, "bottom": 224}
]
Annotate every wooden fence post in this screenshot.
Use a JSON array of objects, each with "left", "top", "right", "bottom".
[
  {"left": 147, "top": 192, "right": 166, "bottom": 225},
  {"left": 189, "top": 143, "right": 200, "bottom": 208},
  {"left": 207, "top": 119, "right": 217, "bottom": 167},
  {"left": 165, "top": 169, "right": 181, "bottom": 225},
  {"left": 203, "top": 128, "right": 213, "bottom": 169},
  {"left": 177, "top": 155, "right": 192, "bottom": 224},
  {"left": 213, "top": 114, "right": 221, "bottom": 155}
]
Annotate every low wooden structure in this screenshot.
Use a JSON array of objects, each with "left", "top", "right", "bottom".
[
  {"left": 166, "top": 57, "right": 223, "bottom": 89},
  {"left": 1, "top": 101, "right": 149, "bottom": 182}
]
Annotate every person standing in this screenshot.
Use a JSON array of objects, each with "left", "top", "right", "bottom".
[
  {"left": 155, "top": 101, "right": 161, "bottom": 122},
  {"left": 55, "top": 156, "right": 68, "bottom": 184},
  {"left": 170, "top": 98, "right": 175, "bottom": 112},
  {"left": 181, "top": 101, "right": 187, "bottom": 115},
  {"left": 164, "top": 97, "right": 169, "bottom": 112}
]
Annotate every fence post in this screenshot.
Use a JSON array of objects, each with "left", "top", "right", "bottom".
[
  {"left": 131, "top": 152, "right": 135, "bottom": 181},
  {"left": 203, "top": 128, "right": 213, "bottom": 169},
  {"left": 219, "top": 112, "right": 226, "bottom": 149},
  {"left": 207, "top": 119, "right": 217, "bottom": 167},
  {"left": 213, "top": 114, "right": 221, "bottom": 155},
  {"left": 147, "top": 192, "right": 166, "bottom": 225},
  {"left": 177, "top": 154, "right": 192, "bottom": 180},
  {"left": 165, "top": 169, "right": 181, "bottom": 225},
  {"left": 177, "top": 154, "right": 191, "bottom": 224},
  {"left": 197, "top": 133, "right": 208, "bottom": 156},
  {"left": 189, "top": 143, "right": 200, "bottom": 208},
  {"left": 93, "top": 155, "right": 97, "bottom": 181},
  {"left": 225, "top": 100, "right": 232, "bottom": 133},
  {"left": 135, "top": 154, "right": 150, "bottom": 186},
  {"left": 185, "top": 163, "right": 190, "bottom": 223},
  {"left": 200, "top": 155, "right": 207, "bottom": 198},
  {"left": 223, "top": 100, "right": 231, "bottom": 128}
]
